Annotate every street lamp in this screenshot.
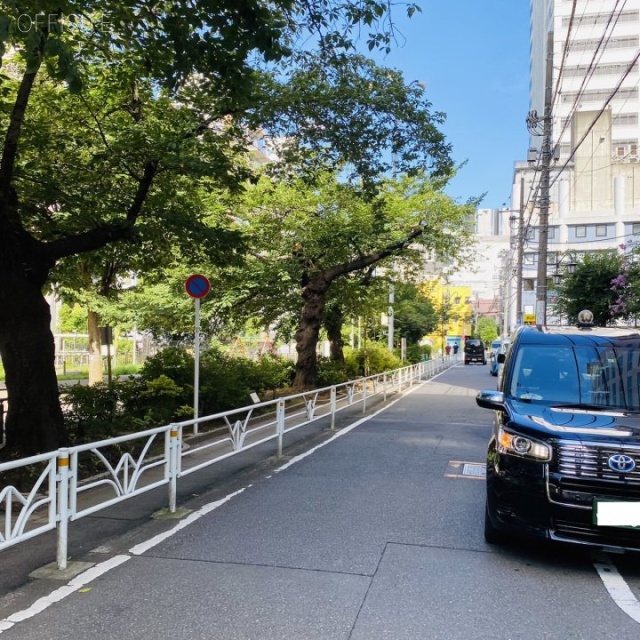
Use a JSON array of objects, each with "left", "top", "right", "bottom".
[{"left": 551, "top": 252, "right": 578, "bottom": 286}]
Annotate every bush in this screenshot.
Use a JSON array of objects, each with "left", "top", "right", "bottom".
[
  {"left": 404, "top": 343, "right": 431, "bottom": 364},
  {"left": 344, "top": 343, "right": 402, "bottom": 376},
  {"left": 316, "top": 357, "right": 351, "bottom": 387},
  {"left": 62, "top": 375, "right": 192, "bottom": 445},
  {"left": 141, "top": 346, "right": 195, "bottom": 390}
]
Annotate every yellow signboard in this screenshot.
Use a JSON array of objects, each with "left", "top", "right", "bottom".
[{"left": 523, "top": 313, "right": 536, "bottom": 324}]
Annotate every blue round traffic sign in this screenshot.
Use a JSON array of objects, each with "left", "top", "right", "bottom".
[{"left": 185, "top": 274, "right": 211, "bottom": 299}]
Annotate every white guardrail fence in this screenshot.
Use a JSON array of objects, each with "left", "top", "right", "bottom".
[{"left": 0, "top": 358, "right": 454, "bottom": 570}]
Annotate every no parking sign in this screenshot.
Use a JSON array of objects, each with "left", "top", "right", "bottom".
[{"left": 185, "top": 274, "right": 211, "bottom": 299}]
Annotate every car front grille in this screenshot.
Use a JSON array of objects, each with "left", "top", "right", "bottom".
[{"left": 554, "top": 441, "right": 640, "bottom": 484}]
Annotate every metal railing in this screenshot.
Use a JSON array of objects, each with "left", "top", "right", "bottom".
[{"left": 0, "top": 358, "right": 454, "bottom": 569}]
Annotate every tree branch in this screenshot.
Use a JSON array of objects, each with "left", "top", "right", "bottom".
[
  {"left": 0, "top": 48, "right": 45, "bottom": 200},
  {"left": 324, "top": 224, "right": 424, "bottom": 282},
  {"left": 46, "top": 160, "right": 159, "bottom": 260}
]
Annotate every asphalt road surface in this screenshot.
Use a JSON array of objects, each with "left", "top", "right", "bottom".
[{"left": 2, "top": 362, "right": 640, "bottom": 639}]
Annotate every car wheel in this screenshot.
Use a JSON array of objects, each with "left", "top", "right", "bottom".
[
  {"left": 484, "top": 502, "right": 506, "bottom": 545},
  {"left": 464, "top": 360, "right": 469, "bottom": 365}
]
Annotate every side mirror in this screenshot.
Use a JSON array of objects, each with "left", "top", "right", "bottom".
[
  {"left": 497, "top": 353, "right": 506, "bottom": 364},
  {"left": 476, "top": 389, "right": 506, "bottom": 410}
]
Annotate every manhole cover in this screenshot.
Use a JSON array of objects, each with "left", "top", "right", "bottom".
[
  {"left": 462, "top": 463, "right": 486, "bottom": 477},
  {"left": 445, "top": 460, "right": 486, "bottom": 480}
]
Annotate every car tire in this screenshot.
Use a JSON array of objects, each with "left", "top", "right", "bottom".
[
  {"left": 464, "top": 360, "right": 469, "bottom": 365},
  {"left": 484, "top": 502, "right": 505, "bottom": 545}
]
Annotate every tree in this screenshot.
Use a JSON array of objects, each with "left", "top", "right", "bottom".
[
  {"left": 1, "top": 1, "right": 422, "bottom": 457},
  {"left": 226, "top": 171, "right": 474, "bottom": 388},
  {"left": 476, "top": 317, "right": 499, "bottom": 345},
  {"left": 554, "top": 251, "right": 622, "bottom": 326},
  {"left": 609, "top": 242, "right": 640, "bottom": 322},
  {"left": 393, "top": 283, "right": 437, "bottom": 345}
]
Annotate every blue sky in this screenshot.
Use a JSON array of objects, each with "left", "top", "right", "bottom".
[{"left": 377, "top": 0, "right": 531, "bottom": 209}]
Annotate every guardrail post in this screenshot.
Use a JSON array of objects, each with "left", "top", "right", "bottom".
[
  {"left": 383, "top": 373, "right": 387, "bottom": 402},
  {"left": 56, "top": 448, "right": 70, "bottom": 571},
  {"left": 168, "top": 425, "right": 179, "bottom": 514},
  {"left": 330, "top": 386, "right": 337, "bottom": 430},
  {"left": 362, "top": 379, "right": 368, "bottom": 414},
  {"left": 276, "top": 400, "right": 285, "bottom": 457}
]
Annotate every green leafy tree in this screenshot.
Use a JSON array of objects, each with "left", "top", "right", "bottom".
[
  {"left": 0, "top": 0, "right": 422, "bottom": 457},
  {"left": 476, "top": 317, "right": 499, "bottom": 344},
  {"left": 226, "top": 171, "right": 474, "bottom": 388},
  {"left": 394, "top": 282, "right": 437, "bottom": 345},
  {"left": 554, "top": 251, "right": 622, "bottom": 326}
]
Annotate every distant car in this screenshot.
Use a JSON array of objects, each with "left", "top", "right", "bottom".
[
  {"left": 476, "top": 313, "right": 640, "bottom": 551},
  {"left": 464, "top": 339, "right": 486, "bottom": 365},
  {"left": 489, "top": 339, "right": 510, "bottom": 376}
]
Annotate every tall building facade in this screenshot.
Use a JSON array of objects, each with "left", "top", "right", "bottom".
[
  {"left": 508, "top": 0, "right": 640, "bottom": 327},
  {"left": 530, "top": 0, "right": 640, "bottom": 159}
]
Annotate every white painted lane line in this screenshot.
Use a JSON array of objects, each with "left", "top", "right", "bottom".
[
  {"left": 0, "top": 555, "right": 131, "bottom": 634},
  {"left": 274, "top": 377, "right": 429, "bottom": 474},
  {"left": 129, "top": 487, "right": 247, "bottom": 556},
  {"left": 594, "top": 560, "right": 640, "bottom": 624}
]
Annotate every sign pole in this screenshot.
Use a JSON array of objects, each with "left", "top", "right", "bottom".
[
  {"left": 184, "top": 274, "right": 211, "bottom": 436},
  {"left": 194, "top": 297, "right": 201, "bottom": 433}
]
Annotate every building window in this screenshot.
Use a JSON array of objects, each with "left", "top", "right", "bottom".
[
  {"left": 526, "top": 228, "right": 536, "bottom": 241},
  {"left": 523, "top": 279, "right": 535, "bottom": 291},
  {"left": 596, "top": 225, "right": 607, "bottom": 237},
  {"left": 575, "top": 225, "right": 587, "bottom": 238},
  {"left": 548, "top": 227, "right": 556, "bottom": 240},
  {"left": 524, "top": 254, "right": 535, "bottom": 265},
  {"left": 633, "top": 223, "right": 640, "bottom": 235}
]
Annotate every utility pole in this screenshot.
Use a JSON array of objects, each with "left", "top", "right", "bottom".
[
  {"left": 515, "top": 176, "right": 525, "bottom": 326},
  {"left": 535, "top": 31, "right": 554, "bottom": 326}
]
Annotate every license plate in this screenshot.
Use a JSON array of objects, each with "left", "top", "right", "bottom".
[{"left": 593, "top": 500, "right": 640, "bottom": 527}]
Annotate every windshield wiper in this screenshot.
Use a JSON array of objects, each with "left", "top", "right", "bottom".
[{"left": 551, "top": 403, "right": 640, "bottom": 415}]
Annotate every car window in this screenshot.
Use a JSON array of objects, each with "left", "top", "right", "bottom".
[
  {"left": 575, "top": 345, "right": 640, "bottom": 411},
  {"left": 507, "top": 344, "right": 640, "bottom": 409},
  {"left": 509, "top": 346, "right": 579, "bottom": 403}
]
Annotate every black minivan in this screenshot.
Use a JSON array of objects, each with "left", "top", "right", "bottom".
[
  {"left": 464, "top": 338, "right": 486, "bottom": 365},
  {"left": 476, "top": 316, "right": 640, "bottom": 551}
]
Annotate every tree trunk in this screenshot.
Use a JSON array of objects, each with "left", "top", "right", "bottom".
[
  {"left": 88, "top": 310, "right": 103, "bottom": 385},
  {"left": 0, "top": 242, "right": 66, "bottom": 458},
  {"left": 293, "top": 279, "right": 328, "bottom": 388},
  {"left": 324, "top": 303, "right": 345, "bottom": 365}
]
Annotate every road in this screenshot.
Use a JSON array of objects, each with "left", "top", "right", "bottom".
[{"left": 2, "top": 362, "right": 640, "bottom": 639}]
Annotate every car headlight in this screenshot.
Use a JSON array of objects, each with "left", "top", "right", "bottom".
[{"left": 497, "top": 427, "right": 551, "bottom": 462}]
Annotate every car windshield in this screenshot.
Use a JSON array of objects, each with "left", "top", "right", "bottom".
[{"left": 508, "top": 344, "right": 640, "bottom": 411}]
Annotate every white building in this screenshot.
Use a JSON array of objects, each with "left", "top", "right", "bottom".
[{"left": 506, "top": 0, "right": 640, "bottom": 327}]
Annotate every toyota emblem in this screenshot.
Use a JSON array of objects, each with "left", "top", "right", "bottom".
[{"left": 608, "top": 454, "right": 636, "bottom": 474}]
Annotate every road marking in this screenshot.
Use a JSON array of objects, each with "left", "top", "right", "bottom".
[
  {"left": 0, "top": 555, "right": 130, "bottom": 634},
  {"left": 129, "top": 487, "right": 247, "bottom": 555},
  {"left": 594, "top": 557, "right": 640, "bottom": 624}
]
